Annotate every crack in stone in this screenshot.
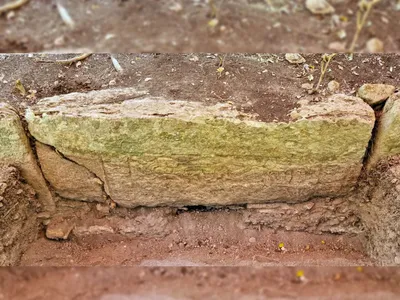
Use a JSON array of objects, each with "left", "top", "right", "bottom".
[{"left": 37, "top": 142, "right": 112, "bottom": 203}]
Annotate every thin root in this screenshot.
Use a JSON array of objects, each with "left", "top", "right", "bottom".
[{"left": 0, "top": 0, "right": 29, "bottom": 14}]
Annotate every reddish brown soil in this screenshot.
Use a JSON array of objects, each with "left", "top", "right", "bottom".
[
  {"left": 0, "top": 165, "right": 39, "bottom": 266},
  {"left": 16, "top": 196, "right": 370, "bottom": 267},
  {"left": 1, "top": 266, "right": 400, "bottom": 299},
  {"left": 0, "top": 0, "right": 399, "bottom": 53},
  {"left": 19, "top": 230, "right": 371, "bottom": 267},
  {"left": 0, "top": 53, "right": 399, "bottom": 122}
]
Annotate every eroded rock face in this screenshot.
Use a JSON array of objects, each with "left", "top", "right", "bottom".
[
  {"left": 369, "top": 93, "right": 400, "bottom": 167},
  {"left": 26, "top": 89, "right": 375, "bottom": 207},
  {"left": 0, "top": 103, "right": 54, "bottom": 211}
]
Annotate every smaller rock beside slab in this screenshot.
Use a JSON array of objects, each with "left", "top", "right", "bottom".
[
  {"left": 358, "top": 84, "right": 396, "bottom": 106},
  {"left": 0, "top": 103, "right": 54, "bottom": 211}
]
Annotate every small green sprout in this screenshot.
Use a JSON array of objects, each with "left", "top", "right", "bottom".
[
  {"left": 216, "top": 54, "right": 226, "bottom": 78},
  {"left": 207, "top": 0, "right": 219, "bottom": 28},
  {"left": 15, "top": 79, "right": 26, "bottom": 96}
]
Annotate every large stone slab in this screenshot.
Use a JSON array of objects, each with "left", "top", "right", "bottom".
[
  {"left": 0, "top": 103, "right": 54, "bottom": 211},
  {"left": 26, "top": 89, "right": 375, "bottom": 207},
  {"left": 369, "top": 92, "right": 400, "bottom": 167}
]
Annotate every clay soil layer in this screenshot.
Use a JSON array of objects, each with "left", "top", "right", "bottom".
[
  {"left": 0, "top": 0, "right": 399, "bottom": 53},
  {"left": 1, "top": 53, "right": 399, "bottom": 119}
]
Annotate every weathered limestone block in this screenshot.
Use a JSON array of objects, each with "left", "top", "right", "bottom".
[
  {"left": 36, "top": 142, "right": 105, "bottom": 202},
  {"left": 26, "top": 89, "right": 375, "bottom": 207},
  {"left": 0, "top": 103, "right": 54, "bottom": 211},
  {"left": 369, "top": 93, "right": 400, "bottom": 167}
]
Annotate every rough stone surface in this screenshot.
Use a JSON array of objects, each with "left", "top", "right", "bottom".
[
  {"left": 369, "top": 93, "right": 400, "bottom": 167},
  {"left": 305, "top": 0, "right": 335, "bottom": 15},
  {"left": 0, "top": 103, "right": 54, "bottom": 211},
  {"left": 36, "top": 142, "right": 105, "bottom": 202},
  {"left": 357, "top": 84, "right": 396, "bottom": 106},
  {"left": 26, "top": 89, "right": 375, "bottom": 207}
]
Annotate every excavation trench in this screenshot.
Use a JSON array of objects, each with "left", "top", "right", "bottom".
[
  {"left": 2, "top": 97, "right": 398, "bottom": 267},
  {"left": 1, "top": 54, "right": 400, "bottom": 267}
]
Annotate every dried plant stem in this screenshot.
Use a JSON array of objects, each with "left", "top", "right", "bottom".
[
  {"left": 37, "top": 53, "right": 92, "bottom": 65},
  {"left": 0, "top": 0, "right": 29, "bottom": 14},
  {"left": 348, "top": 0, "right": 382, "bottom": 53},
  {"left": 314, "top": 53, "right": 336, "bottom": 93},
  {"left": 209, "top": 0, "right": 218, "bottom": 18}
]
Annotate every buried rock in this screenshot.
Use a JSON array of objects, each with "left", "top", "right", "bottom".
[
  {"left": 25, "top": 89, "right": 375, "bottom": 207},
  {"left": 46, "top": 217, "right": 75, "bottom": 240}
]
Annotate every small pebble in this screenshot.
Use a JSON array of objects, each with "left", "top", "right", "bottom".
[
  {"left": 328, "top": 42, "right": 346, "bottom": 52},
  {"left": 366, "top": 38, "right": 384, "bottom": 53},
  {"left": 327, "top": 80, "right": 340, "bottom": 93},
  {"left": 306, "top": 0, "right": 335, "bottom": 15},
  {"left": 169, "top": 2, "right": 183, "bottom": 12},
  {"left": 54, "top": 36, "right": 65, "bottom": 46},
  {"left": 301, "top": 83, "right": 314, "bottom": 90},
  {"left": 6, "top": 11, "right": 16, "bottom": 20},
  {"left": 285, "top": 53, "right": 306, "bottom": 64}
]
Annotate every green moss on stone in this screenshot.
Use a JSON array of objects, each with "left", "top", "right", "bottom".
[
  {"left": 27, "top": 114, "right": 372, "bottom": 168},
  {"left": 0, "top": 118, "right": 29, "bottom": 162}
]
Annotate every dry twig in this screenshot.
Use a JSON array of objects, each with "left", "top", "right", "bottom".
[
  {"left": 313, "top": 53, "right": 336, "bottom": 93},
  {"left": 0, "top": 0, "right": 29, "bottom": 14},
  {"left": 348, "top": 0, "right": 382, "bottom": 53},
  {"left": 36, "top": 53, "right": 92, "bottom": 65}
]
